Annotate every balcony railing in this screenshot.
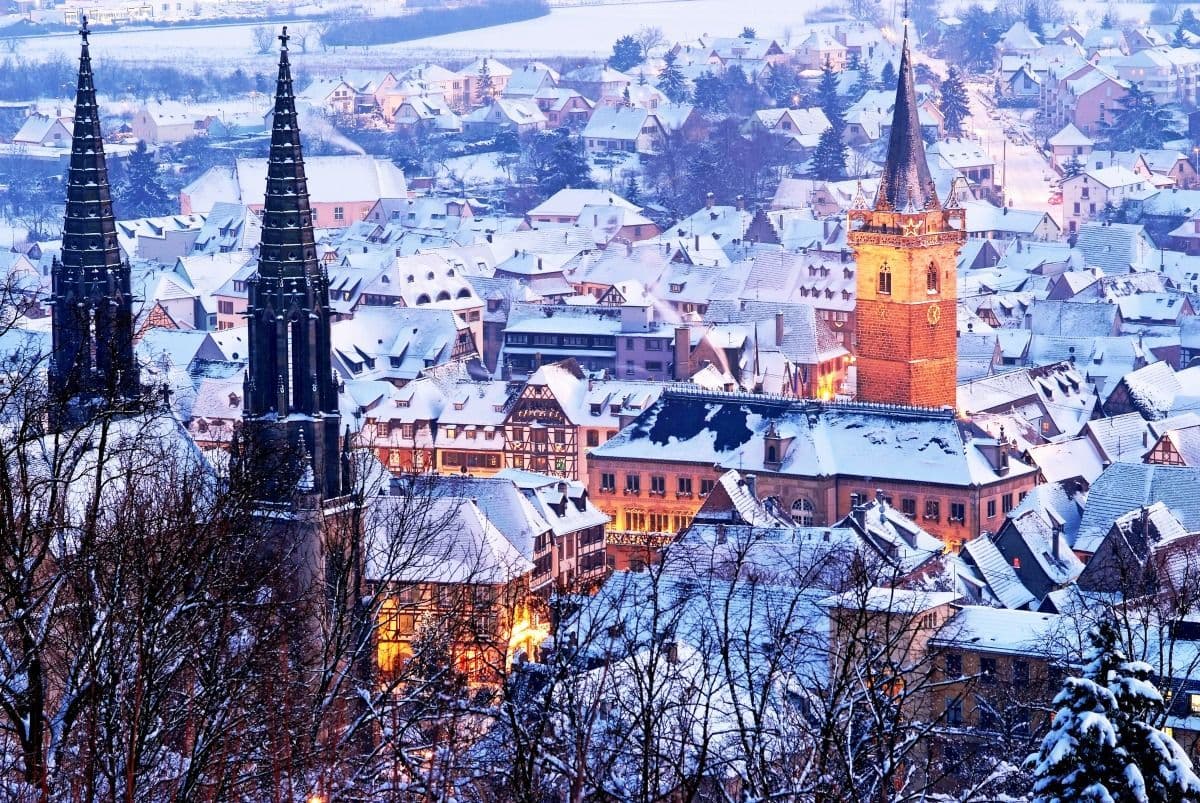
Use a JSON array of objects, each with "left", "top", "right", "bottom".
[{"left": 606, "top": 530, "right": 676, "bottom": 548}]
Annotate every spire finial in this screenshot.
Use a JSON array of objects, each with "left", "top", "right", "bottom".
[
  {"left": 279, "top": 25, "right": 289, "bottom": 50},
  {"left": 79, "top": 15, "right": 89, "bottom": 43}
]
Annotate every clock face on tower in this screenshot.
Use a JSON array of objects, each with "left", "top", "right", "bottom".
[{"left": 927, "top": 304, "right": 942, "bottom": 326}]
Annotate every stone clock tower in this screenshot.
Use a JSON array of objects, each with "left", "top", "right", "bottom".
[{"left": 848, "top": 25, "right": 965, "bottom": 409}]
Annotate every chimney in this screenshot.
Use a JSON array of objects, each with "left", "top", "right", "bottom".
[
  {"left": 744, "top": 473, "right": 757, "bottom": 499},
  {"left": 694, "top": 234, "right": 700, "bottom": 252},
  {"left": 736, "top": 194, "right": 745, "bottom": 211},
  {"left": 1013, "top": 557, "right": 1021, "bottom": 570},
  {"left": 673, "top": 325, "right": 691, "bottom": 380},
  {"left": 775, "top": 311, "right": 785, "bottom": 347},
  {"left": 875, "top": 488, "right": 887, "bottom": 507},
  {"left": 705, "top": 191, "right": 715, "bottom": 209},
  {"left": 1051, "top": 520, "right": 1063, "bottom": 560}
]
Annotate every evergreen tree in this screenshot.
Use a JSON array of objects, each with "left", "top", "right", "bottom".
[
  {"left": 817, "top": 58, "right": 844, "bottom": 132},
  {"left": 879, "top": 61, "right": 897, "bottom": 91},
  {"left": 741, "top": 26, "right": 757, "bottom": 39},
  {"left": 939, "top": 67, "right": 971, "bottom": 137},
  {"left": 610, "top": 34, "right": 643, "bottom": 72},
  {"left": 810, "top": 126, "right": 847, "bottom": 180},
  {"left": 722, "top": 64, "right": 758, "bottom": 115},
  {"left": 1178, "top": 9, "right": 1200, "bottom": 44},
  {"left": 846, "top": 51, "right": 863, "bottom": 72},
  {"left": 1029, "top": 621, "right": 1200, "bottom": 803},
  {"left": 949, "top": 4, "right": 1004, "bottom": 73},
  {"left": 1028, "top": 623, "right": 1135, "bottom": 802},
  {"left": 1103, "top": 82, "right": 1176, "bottom": 150},
  {"left": 692, "top": 70, "right": 728, "bottom": 112},
  {"left": 656, "top": 51, "right": 689, "bottom": 103},
  {"left": 764, "top": 62, "right": 799, "bottom": 107},
  {"left": 623, "top": 174, "right": 641, "bottom": 205},
  {"left": 850, "top": 64, "right": 875, "bottom": 103},
  {"left": 539, "top": 126, "right": 594, "bottom": 197},
  {"left": 476, "top": 58, "right": 494, "bottom": 105},
  {"left": 1062, "top": 155, "right": 1084, "bottom": 178},
  {"left": 1101, "top": 9, "right": 1116, "bottom": 28},
  {"left": 1025, "top": 0, "right": 1045, "bottom": 38},
  {"left": 1111, "top": 658, "right": 1200, "bottom": 803},
  {"left": 112, "top": 141, "right": 172, "bottom": 219}
]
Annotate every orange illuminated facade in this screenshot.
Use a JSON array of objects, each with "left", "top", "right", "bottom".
[{"left": 846, "top": 26, "right": 965, "bottom": 409}]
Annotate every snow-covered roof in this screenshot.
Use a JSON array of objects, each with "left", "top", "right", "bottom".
[
  {"left": 1048, "top": 123, "right": 1093, "bottom": 148},
  {"left": 593, "top": 390, "right": 1034, "bottom": 488},
  {"left": 364, "top": 494, "right": 532, "bottom": 585},
  {"left": 233, "top": 155, "right": 407, "bottom": 206},
  {"left": 930, "top": 607, "right": 1068, "bottom": 657},
  {"left": 1074, "top": 462, "right": 1200, "bottom": 554}
]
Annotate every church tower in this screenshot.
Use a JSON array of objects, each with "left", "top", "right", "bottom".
[
  {"left": 241, "top": 27, "right": 346, "bottom": 502},
  {"left": 49, "top": 18, "right": 138, "bottom": 429},
  {"left": 847, "top": 24, "right": 965, "bottom": 409}
]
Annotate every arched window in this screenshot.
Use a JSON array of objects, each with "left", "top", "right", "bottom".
[
  {"left": 791, "top": 498, "right": 814, "bottom": 526},
  {"left": 456, "top": 287, "right": 472, "bottom": 298},
  {"left": 878, "top": 263, "right": 892, "bottom": 294},
  {"left": 436, "top": 290, "right": 451, "bottom": 301},
  {"left": 415, "top": 293, "right": 431, "bottom": 305},
  {"left": 767, "top": 445, "right": 777, "bottom": 463},
  {"left": 927, "top": 262, "right": 939, "bottom": 293}
]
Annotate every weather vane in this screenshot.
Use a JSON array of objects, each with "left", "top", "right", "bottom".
[
  {"left": 279, "top": 25, "right": 289, "bottom": 49},
  {"left": 79, "top": 15, "right": 89, "bottom": 42}
]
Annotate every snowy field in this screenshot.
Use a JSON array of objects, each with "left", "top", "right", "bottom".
[
  {"left": 9, "top": 0, "right": 814, "bottom": 69},
  {"left": 0, "top": 0, "right": 1187, "bottom": 72}
]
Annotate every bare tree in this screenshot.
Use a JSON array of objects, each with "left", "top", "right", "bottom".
[
  {"left": 634, "top": 26, "right": 666, "bottom": 59},
  {"left": 251, "top": 25, "right": 275, "bottom": 56}
]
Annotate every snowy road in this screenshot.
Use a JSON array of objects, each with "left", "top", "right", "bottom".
[{"left": 965, "top": 83, "right": 1060, "bottom": 230}]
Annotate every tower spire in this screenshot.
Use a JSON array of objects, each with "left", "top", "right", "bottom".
[
  {"left": 874, "top": 23, "right": 938, "bottom": 212},
  {"left": 243, "top": 27, "right": 344, "bottom": 502},
  {"left": 49, "top": 15, "right": 138, "bottom": 429}
]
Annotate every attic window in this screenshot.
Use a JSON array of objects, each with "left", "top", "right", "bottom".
[{"left": 228, "top": 392, "right": 240, "bottom": 407}]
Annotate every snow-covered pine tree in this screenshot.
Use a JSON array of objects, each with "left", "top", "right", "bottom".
[
  {"left": 657, "top": 51, "right": 689, "bottom": 104},
  {"left": 1030, "top": 620, "right": 1200, "bottom": 803},
  {"left": 1111, "top": 653, "right": 1200, "bottom": 802},
  {"left": 112, "top": 140, "right": 172, "bottom": 219},
  {"left": 816, "top": 58, "right": 843, "bottom": 132},
  {"left": 810, "top": 126, "right": 847, "bottom": 181},
  {"left": 939, "top": 67, "right": 970, "bottom": 137},
  {"left": 476, "top": 58, "right": 494, "bottom": 105},
  {"left": 1029, "top": 621, "right": 1133, "bottom": 801},
  {"left": 879, "top": 61, "right": 896, "bottom": 91}
]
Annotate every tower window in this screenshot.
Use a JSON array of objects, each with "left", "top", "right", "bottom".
[
  {"left": 927, "top": 262, "right": 938, "bottom": 293},
  {"left": 878, "top": 264, "right": 892, "bottom": 295}
]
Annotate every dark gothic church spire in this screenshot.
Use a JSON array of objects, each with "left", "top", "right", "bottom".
[
  {"left": 242, "top": 27, "right": 345, "bottom": 502},
  {"left": 874, "top": 23, "right": 939, "bottom": 213},
  {"left": 49, "top": 17, "right": 138, "bottom": 429}
]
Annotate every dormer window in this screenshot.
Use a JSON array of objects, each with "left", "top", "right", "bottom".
[
  {"left": 878, "top": 263, "right": 892, "bottom": 295},
  {"left": 228, "top": 392, "right": 240, "bottom": 407}
]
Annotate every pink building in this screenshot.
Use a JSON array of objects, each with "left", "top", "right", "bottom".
[{"left": 180, "top": 155, "right": 408, "bottom": 228}]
